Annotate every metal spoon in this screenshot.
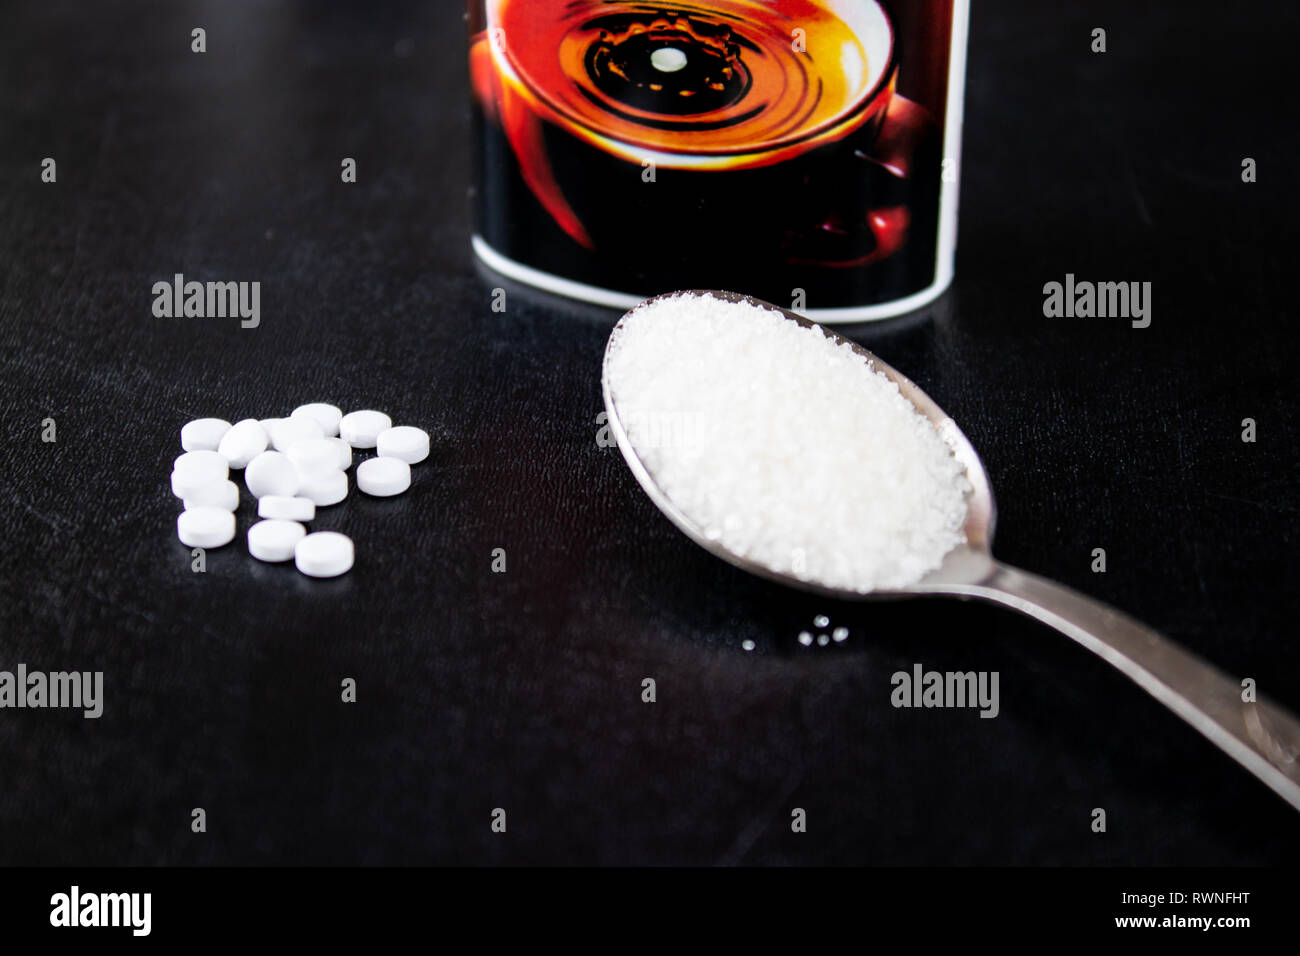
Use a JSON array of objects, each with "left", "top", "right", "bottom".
[{"left": 601, "top": 289, "right": 1300, "bottom": 811}]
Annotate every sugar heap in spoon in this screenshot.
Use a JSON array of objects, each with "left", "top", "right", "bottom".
[{"left": 604, "top": 293, "right": 971, "bottom": 592}]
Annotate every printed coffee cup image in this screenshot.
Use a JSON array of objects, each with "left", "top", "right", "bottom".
[{"left": 469, "top": 0, "right": 969, "bottom": 319}]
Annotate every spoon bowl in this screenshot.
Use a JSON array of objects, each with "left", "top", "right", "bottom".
[
  {"left": 602, "top": 289, "right": 1300, "bottom": 810},
  {"left": 602, "top": 290, "right": 998, "bottom": 599}
]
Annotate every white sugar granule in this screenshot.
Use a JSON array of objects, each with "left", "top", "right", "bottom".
[{"left": 605, "top": 293, "right": 971, "bottom": 592}]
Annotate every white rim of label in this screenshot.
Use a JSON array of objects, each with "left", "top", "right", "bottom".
[
  {"left": 376, "top": 426, "right": 429, "bottom": 464},
  {"left": 248, "top": 519, "right": 307, "bottom": 562},
  {"left": 339, "top": 410, "right": 392, "bottom": 449},
  {"left": 177, "top": 507, "right": 236, "bottom": 548},
  {"left": 258, "top": 495, "right": 316, "bottom": 521},
  {"left": 357, "top": 456, "right": 411, "bottom": 496},
  {"left": 295, "top": 531, "right": 354, "bottom": 577}
]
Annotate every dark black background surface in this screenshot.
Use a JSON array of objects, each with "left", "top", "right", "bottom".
[{"left": 1, "top": 0, "right": 1297, "bottom": 865}]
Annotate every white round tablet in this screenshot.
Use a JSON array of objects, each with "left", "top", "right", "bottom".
[
  {"left": 244, "top": 450, "right": 300, "bottom": 498},
  {"left": 217, "top": 419, "right": 269, "bottom": 469},
  {"left": 171, "top": 468, "right": 230, "bottom": 500},
  {"left": 173, "top": 450, "right": 229, "bottom": 479},
  {"left": 357, "top": 456, "right": 411, "bottom": 497},
  {"left": 327, "top": 437, "right": 353, "bottom": 470},
  {"left": 292, "top": 403, "right": 343, "bottom": 437},
  {"left": 339, "top": 409, "right": 392, "bottom": 449},
  {"left": 183, "top": 479, "right": 240, "bottom": 511},
  {"left": 170, "top": 471, "right": 195, "bottom": 499},
  {"left": 295, "top": 531, "right": 354, "bottom": 577},
  {"left": 248, "top": 519, "right": 307, "bottom": 562},
  {"left": 265, "top": 415, "right": 324, "bottom": 452},
  {"left": 177, "top": 507, "right": 236, "bottom": 548},
  {"left": 180, "top": 418, "right": 232, "bottom": 452},
  {"left": 297, "top": 468, "right": 348, "bottom": 506},
  {"left": 376, "top": 426, "right": 429, "bottom": 464},
  {"left": 286, "top": 438, "right": 340, "bottom": 475},
  {"left": 258, "top": 495, "right": 316, "bottom": 522}
]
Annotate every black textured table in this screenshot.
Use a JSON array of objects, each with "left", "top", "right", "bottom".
[{"left": 1, "top": 0, "right": 1297, "bottom": 866}]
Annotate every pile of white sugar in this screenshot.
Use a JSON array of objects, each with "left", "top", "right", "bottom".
[{"left": 605, "top": 293, "right": 971, "bottom": 592}]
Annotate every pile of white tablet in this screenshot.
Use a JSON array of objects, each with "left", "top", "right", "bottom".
[{"left": 171, "top": 404, "right": 429, "bottom": 577}]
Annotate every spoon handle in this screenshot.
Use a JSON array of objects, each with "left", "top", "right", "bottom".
[{"left": 963, "top": 562, "right": 1300, "bottom": 811}]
